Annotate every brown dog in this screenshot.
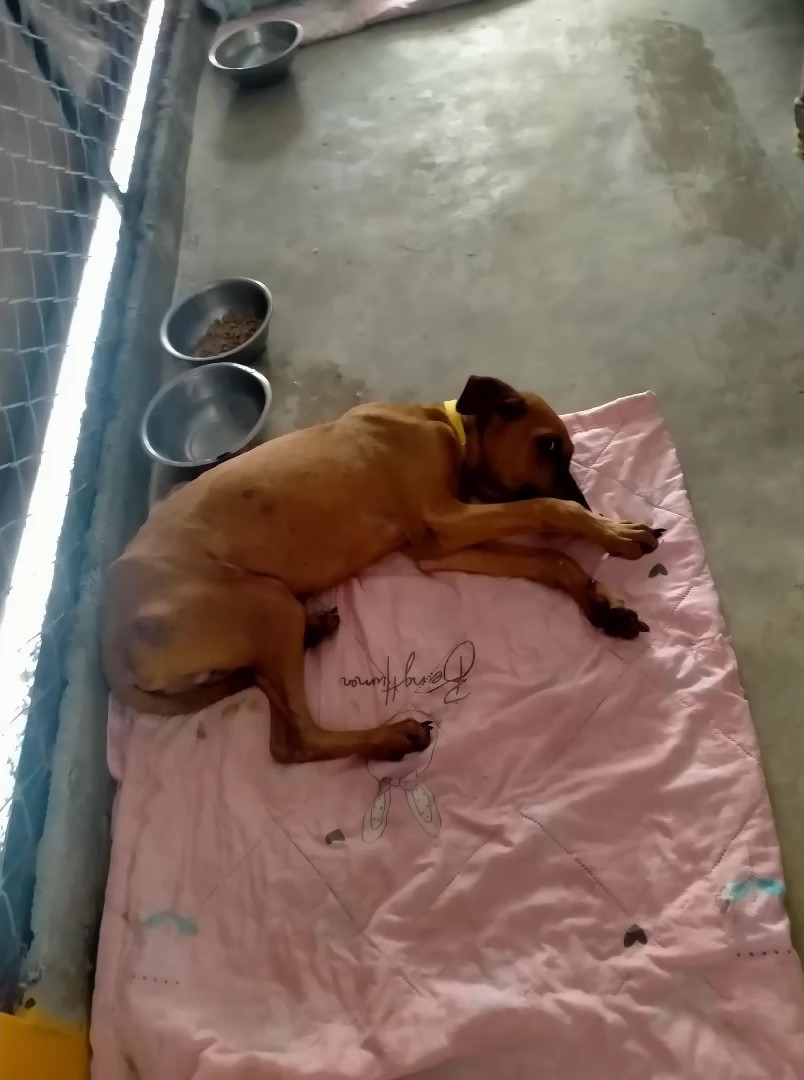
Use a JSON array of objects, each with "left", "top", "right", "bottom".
[{"left": 102, "top": 376, "right": 662, "bottom": 763}]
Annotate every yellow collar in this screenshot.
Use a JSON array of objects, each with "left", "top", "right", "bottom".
[{"left": 443, "top": 399, "right": 466, "bottom": 447}]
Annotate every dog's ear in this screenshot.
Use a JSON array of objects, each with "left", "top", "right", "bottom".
[{"left": 456, "top": 376, "right": 527, "bottom": 424}]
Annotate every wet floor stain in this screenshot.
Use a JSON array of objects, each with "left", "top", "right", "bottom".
[
  {"left": 267, "top": 352, "right": 371, "bottom": 430},
  {"left": 613, "top": 19, "right": 797, "bottom": 264}
]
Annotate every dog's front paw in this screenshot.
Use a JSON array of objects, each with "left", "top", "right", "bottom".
[
  {"left": 585, "top": 581, "right": 649, "bottom": 640},
  {"left": 367, "top": 718, "right": 433, "bottom": 762},
  {"left": 600, "top": 521, "right": 664, "bottom": 560}
]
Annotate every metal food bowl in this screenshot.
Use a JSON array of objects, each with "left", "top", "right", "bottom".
[
  {"left": 160, "top": 277, "right": 272, "bottom": 366},
  {"left": 209, "top": 19, "right": 303, "bottom": 88},
  {"left": 141, "top": 362, "right": 272, "bottom": 471}
]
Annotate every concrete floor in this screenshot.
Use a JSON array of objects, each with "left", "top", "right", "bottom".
[{"left": 176, "top": 0, "right": 804, "bottom": 939}]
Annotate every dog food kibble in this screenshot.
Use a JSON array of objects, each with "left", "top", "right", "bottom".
[{"left": 193, "top": 313, "right": 263, "bottom": 358}]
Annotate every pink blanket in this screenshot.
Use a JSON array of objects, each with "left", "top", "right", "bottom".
[
  {"left": 91, "top": 393, "right": 804, "bottom": 1079},
  {"left": 211, "top": 1, "right": 478, "bottom": 49}
]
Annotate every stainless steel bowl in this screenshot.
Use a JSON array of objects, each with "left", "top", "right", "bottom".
[
  {"left": 209, "top": 19, "right": 303, "bottom": 88},
  {"left": 160, "top": 277, "right": 272, "bottom": 366},
  {"left": 141, "top": 362, "right": 272, "bottom": 471}
]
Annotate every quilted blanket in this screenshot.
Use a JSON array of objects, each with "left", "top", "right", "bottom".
[{"left": 91, "top": 393, "right": 804, "bottom": 1079}]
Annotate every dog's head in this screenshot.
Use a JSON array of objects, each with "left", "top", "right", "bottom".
[{"left": 456, "top": 375, "right": 589, "bottom": 507}]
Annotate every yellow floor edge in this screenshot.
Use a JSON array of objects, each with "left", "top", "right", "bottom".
[{"left": 0, "top": 1007, "right": 89, "bottom": 1080}]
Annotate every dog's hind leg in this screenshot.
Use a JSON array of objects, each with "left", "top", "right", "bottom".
[
  {"left": 110, "top": 568, "right": 429, "bottom": 761},
  {"left": 250, "top": 581, "right": 431, "bottom": 764}
]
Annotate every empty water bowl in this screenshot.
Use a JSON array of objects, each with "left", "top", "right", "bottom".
[
  {"left": 209, "top": 19, "right": 303, "bottom": 88},
  {"left": 141, "top": 362, "right": 272, "bottom": 471}
]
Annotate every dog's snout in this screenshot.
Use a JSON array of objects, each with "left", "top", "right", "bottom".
[
  {"left": 509, "top": 472, "right": 590, "bottom": 507},
  {"left": 513, "top": 482, "right": 541, "bottom": 501}
]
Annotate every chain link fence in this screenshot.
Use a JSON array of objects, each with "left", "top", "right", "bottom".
[{"left": 0, "top": 0, "right": 159, "bottom": 1007}]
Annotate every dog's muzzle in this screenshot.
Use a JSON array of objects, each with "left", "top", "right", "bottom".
[{"left": 507, "top": 470, "right": 591, "bottom": 509}]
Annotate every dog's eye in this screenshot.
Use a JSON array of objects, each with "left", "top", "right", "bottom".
[{"left": 536, "top": 435, "right": 561, "bottom": 458}]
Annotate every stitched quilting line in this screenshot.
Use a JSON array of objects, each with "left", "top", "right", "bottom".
[
  {"left": 520, "top": 812, "right": 677, "bottom": 955},
  {"left": 665, "top": 567, "right": 705, "bottom": 620},
  {"left": 574, "top": 459, "right": 693, "bottom": 524},
  {"left": 361, "top": 936, "right": 431, "bottom": 1004},
  {"left": 524, "top": 686, "right": 624, "bottom": 793},
  {"left": 565, "top": 411, "right": 620, "bottom": 474},
  {"left": 520, "top": 809, "right": 630, "bottom": 916},
  {"left": 357, "top": 834, "right": 510, "bottom": 1005},
  {"left": 198, "top": 836, "right": 267, "bottom": 910},
  {"left": 422, "top": 831, "right": 497, "bottom": 907},
  {"left": 523, "top": 800, "right": 679, "bottom": 969},
  {"left": 357, "top": 829, "right": 499, "bottom": 942},
  {"left": 613, "top": 974, "right": 634, "bottom": 999},
  {"left": 520, "top": 657, "right": 761, "bottom": 939},
  {"left": 636, "top": 678, "right": 759, "bottom": 765},
  {"left": 709, "top": 799, "right": 763, "bottom": 879},
  {"left": 197, "top": 807, "right": 359, "bottom": 927},
  {"left": 670, "top": 799, "right": 765, "bottom": 915},
  {"left": 574, "top": 420, "right": 623, "bottom": 474},
  {"left": 630, "top": 633, "right": 727, "bottom": 702},
  {"left": 572, "top": 416, "right": 686, "bottom": 509},
  {"left": 710, "top": 725, "right": 758, "bottom": 762},
  {"left": 268, "top": 812, "right": 360, "bottom": 927},
  {"left": 196, "top": 813, "right": 359, "bottom": 924}
]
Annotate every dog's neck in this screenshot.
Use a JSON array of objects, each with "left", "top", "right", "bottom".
[
  {"left": 442, "top": 399, "right": 466, "bottom": 446},
  {"left": 443, "top": 404, "right": 499, "bottom": 503},
  {"left": 439, "top": 401, "right": 504, "bottom": 502},
  {"left": 445, "top": 404, "right": 542, "bottom": 504}
]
